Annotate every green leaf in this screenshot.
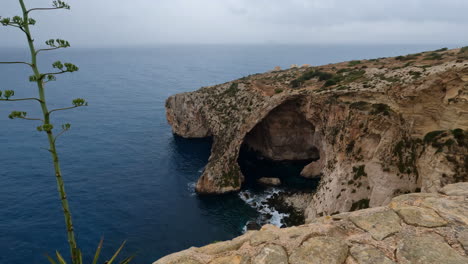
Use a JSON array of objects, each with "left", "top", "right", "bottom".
[
  {"left": 55, "top": 251, "right": 67, "bottom": 264},
  {"left": 12, "top": 16, "right": 22, "bottom": 24},
  {"left": 46, "top": 39, "right": 56, "bottom": 47},
  {"left": 92, "top": 238, "right": 104, "bottom": 264},
  {"left": 61, "top": 123, "right": 71, "bottom": 130},
  {"left": 29, "top": 75, "right": 38, "bottom": 82},
  {"left": 64, "top": 63, "right": 79, "bottom": 72},
  {"left": 56, "top": 39, "right": 70, "bottom": 48},
  {"left": 118, "top": 255, "right": 135, "bottom": 264},
  {"left": 45, "top": 254, "right": 58, "bottom": 264},
  {"left": 53, "top": 0, "right": 71, "bottom": 9},
  {"left": 47, "top": 75, "right": 57, "bottom": 82},
  {"left": 0, "top": 17, "right": 11, "bottom": 26},
  {"left": 72, "top": 98, "right": 86, "bottom": 107},
  {"left": 106, "top": 241, "right": 126, "bottom": 264},
  {"left": 41, "top": 124, "right": 54, "bottom": 132},
  {"left": 8, "top": 111, "right": 26, "bottom": 119},
  {"left": 52, "top": 61, "right": 64, "bottom": 70},
  {"left": 4, "top": 90, "right": 14, "bottom": 99}
]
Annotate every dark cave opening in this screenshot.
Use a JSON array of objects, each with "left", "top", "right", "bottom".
[
  {"left": 238, "top": 146, "right": 320, "bottom": 191},
  {"left": 238, "top": 100, "right": 321, "bottom": 191}
]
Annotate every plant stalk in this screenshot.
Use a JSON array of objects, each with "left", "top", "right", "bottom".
[{"left": 18, "top": 0, "right": 79, "bottom": 263}]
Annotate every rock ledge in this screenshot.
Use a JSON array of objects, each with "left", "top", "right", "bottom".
[{"left": 154, "top": 182, "right": 468, "bottom": 264}]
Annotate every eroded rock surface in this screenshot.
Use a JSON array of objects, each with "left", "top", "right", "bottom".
[
  {"left": 153, "top": 183, "right": 468, "bottom": 263},
  {"left": 166, "top": 48, "right": 468, "bottom": 220},
  {"left": 257, "top": 177, "right": 281, "bottom": 187}
]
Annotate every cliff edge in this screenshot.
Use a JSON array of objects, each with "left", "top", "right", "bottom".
[
  {"left": 154, "top": 182, "right": 468, "bottom": 263},
  {"left": 166, "top": 48, "right": 468, "bottom": 220}
]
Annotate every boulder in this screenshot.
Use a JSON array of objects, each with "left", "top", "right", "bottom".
[{"left": 257, "top": 177, "right": 281, "bottom": 186}]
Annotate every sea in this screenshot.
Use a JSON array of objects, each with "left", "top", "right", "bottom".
[{"left": 0, "top": 44, "right": 456, "bottom": 263}]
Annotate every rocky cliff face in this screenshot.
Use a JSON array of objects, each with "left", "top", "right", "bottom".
[
  {"left": 154, "top": 182, "right": 468, "bottom": 264},
  {"left": 165, "top": 48, "right": 468, "bottom": 219}
]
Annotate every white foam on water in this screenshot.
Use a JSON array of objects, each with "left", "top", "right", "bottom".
[
  {"left": 187, "top": 182, "right": 197, "bottom": 196},
  {"left": 238, "top": 188, "right": 289, "bottom": 232}
]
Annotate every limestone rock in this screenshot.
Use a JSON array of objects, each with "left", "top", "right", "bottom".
[
  {"left": 209, "top": 255, "right": 246, "bottom": 264},
  {"left": 421, "top": 196, "right": 468, "bottom": 225},
  {"left": 166, "top": 49, "right": 468, "bottom": 220},
  {"left": 397, "top": 233, "right": 468, "bottom": 264},
  {"left": 456, "top": 227, "right": 468, "bottom": 252},
  {"left": 393, "top": 206, "right": 448, "bottom": 227},
  {"left": 440, "top": 182, "right": 468, "bottom": 196},
  {"left": 349, "top": 208, "right": 401, "bottom": 240},
  {"left": 289, "top": 236, "right": 349, "bottom": 264},
  {"left": 196, "top": 236, "right": 248, "bottom": 255},
  {"left": 350, "top": 244, "right": 396, "bottom": 264},
  {"left": 257, "top": 177, "right": 281, "bottom": 186},
  {"left": 252, "top": 244, "right": 288, "bottom": 264},
  {"left": 250, "top": 231, "right": 279, "bottom": 246},
  {"left": 154, "top": 253, "right": 203, "bottom": 264},
  {"left": 154, "top": 184, "right": 468, "bottom": 264}
]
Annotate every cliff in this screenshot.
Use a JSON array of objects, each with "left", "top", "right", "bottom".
[
  {"left": 166, "top": 47, "right": 468, "bottom": 220},
  {"left": 154, "top": 182, "right": 468, "bottom": 263}
]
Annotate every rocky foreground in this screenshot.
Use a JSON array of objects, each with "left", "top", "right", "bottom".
[
  {"left": 166, "top": 47, "right": 468, "bottom": 220},
  {"left": 154, "top": 182, "right": 468, "bottom": 264}
]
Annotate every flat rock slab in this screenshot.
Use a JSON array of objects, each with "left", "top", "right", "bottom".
[
  {"left": 394, "top": 205, "right": 448, "bottom": 227},
  {"left": 209, "top": 255, "right": 246, "bottom": 264},
  {"left": 350, "top": 244, "right": 396, "bottom": 264},
  {"left": 421, "top": 197, "right": 468, "bottom": 225},
  {"left": 154, "top": 183, "right": 468, "bottom": 264},
  {"left": 289, "top": 236, "right": 348, "bottom": 264},
  {"left": 397, "top": 233, "right": 468, "bottom": 264},
  {"left": 196, "top": 236, "right": 248, "bottom": 255},
  {"left": 350, "top": 208, "right": 402, "bottom": 240},
  {"left": 250, "top": 231, "right": 279, "bottom": 246},
  {"left": 252, "top": 244, "right": 288, "bottom": 264},
  {"left": 440, "top": 182, "right": 468, "bottom": 196}
]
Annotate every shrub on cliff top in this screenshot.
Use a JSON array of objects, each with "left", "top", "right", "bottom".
[
  {"left": 424, "top": 52, "right": 443, "bottom": 61},
  {"left": 274, "top": 88, "right": 283, "bottom": 94},
  {"left": 434, "top": 47, "right": 448, "bottom": 52},
  {"left": 348, "top": 60, "right": 362, "bottom": 66},
  {"left": 395, "top": 54, "right": 419, "bottom": 61},
  {"left": 458, "top": 46, "right": 468, "bottom": 59},
  {"left": 291, "top": 70, "right": 334, "bottom": 88},
  {"left": 224, "top": 82, "right": 239, "bottom": 96}
]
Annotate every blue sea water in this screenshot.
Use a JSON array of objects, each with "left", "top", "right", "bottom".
[{"left": 0, "top": 44, "right": 455, "bottom": 263}]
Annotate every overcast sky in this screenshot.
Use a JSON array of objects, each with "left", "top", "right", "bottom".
[{"left": 1, "top": 0, "right": 467, "bottom": 47}]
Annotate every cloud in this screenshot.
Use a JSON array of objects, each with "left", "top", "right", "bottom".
[{"left": 0, "top": 0, "right": 467, "bottom": 46}]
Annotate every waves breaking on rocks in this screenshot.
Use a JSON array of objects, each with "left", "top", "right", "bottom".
[{"left": 238, "top": 188, "right": 289, "bottom": 232}]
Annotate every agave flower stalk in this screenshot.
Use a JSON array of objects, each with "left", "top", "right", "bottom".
[
  {"left": 1, "top": 0, "right": 84, "bottom": 263},
  {"left": 1, "top": 1, "right": 132, "bottom": 263}
]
